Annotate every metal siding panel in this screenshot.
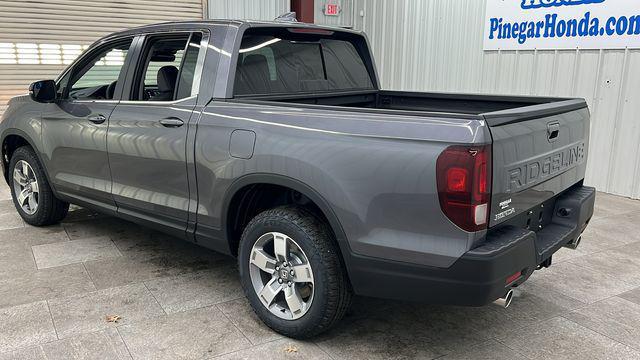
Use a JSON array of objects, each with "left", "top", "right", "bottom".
[
  {"left": 208, "top": 0, "right": 289, "bottom": 21},
  {"left": 352, "top": 0, "right": 639, "bottom": 199}
]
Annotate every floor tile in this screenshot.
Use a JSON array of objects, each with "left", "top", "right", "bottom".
[
  {"left": 0, "top": 263, "right": 95, "bottom": 308},
  {"left": 587, "top": 213, "right": 640, "bottom": 245},
  {"left": 214, "top": 339, "right": 331, "bottom": 360},
  {"left": 217, "top": 298, "right": 282, "bottom": 346},
  {"left": 0, "top": 212, "right": 24, "bottom": 231},
  {"left": 0, "top": 329, "right": 132, "bottom": 360},
  {"left": 0, "top": 236, "right": 37, "bottom": 281},
  {"left": 1, "top": 224, "right": 69, "bottom": 246},
  {"left": 500, "top": 316, "right": 640, "bottom": 359},
  {"left": 315, "top": 305, "right": 460, "bottom": 360},
  {"left": 0, "top": 301, "right": 57, "bottom": 353},
  {"left": 112, "top": 230, "right": 227, "bottom": 262},
  {"left": 619, "top": 286, "right": 640, "bottom": 305},
  {"left": 48, "top": 283, "right": 165, "bottom": 339},
  {"left": 525, "top": 260, "right": 636, "bottom": 304},
  {"left": 438, "top": 339, "right": 527, "bottom": 360},
  {"left": 62, "top": 218, "right": 149, "bottom": 241},
  {"left": 0, "top": 200, "right": 24, "bottom": 230},
  {"left": 448, "top": 288, "right": 578, "bottom": 340},
  {"left": 0, "top": 182, "right": 11, "bottom": 201},
  {"left": 593, "top": 193, "right": 640, "bottom": 218},
  {"left": 118, "top": 306, "right": 250, "bottom": 360},
  {"left": 567, "top": 247, "right": 640, "bottom": 286},
  {"left": 32, "top": 236, "right": 121, "bottom": 269},
  {"left": 84, "top": 252, "right": 231, "bottom": 290},
  {"left": 564, "top": 296, "right": 640, "bottom": 350},
  {"left": 145, "top": 267, "right": 243, "bottom": 314}
]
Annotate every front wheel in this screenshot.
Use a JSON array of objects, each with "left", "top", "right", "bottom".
[
  {"left": 238, "top": 206, "right": 352, "bottom": 339},
  {"left": 9, "top": 146, "right": 69, "bottom": 226}
]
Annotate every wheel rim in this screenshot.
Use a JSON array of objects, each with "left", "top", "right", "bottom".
[
  {"left": 12, "top": 160, "right": 39, "bottom": 215},
  {"left": 249, "top": 232, "right": 315, "bottom": 320}
]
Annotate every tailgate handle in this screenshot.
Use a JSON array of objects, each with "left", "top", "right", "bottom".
[{"left": 547, "top": 122, "right": 560, "bottom": 142}]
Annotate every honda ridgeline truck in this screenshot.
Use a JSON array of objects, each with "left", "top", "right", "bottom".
[{"left": 0, "top": 20, "right": 595, "bottom": 338}]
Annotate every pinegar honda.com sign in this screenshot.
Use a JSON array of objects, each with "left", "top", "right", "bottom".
[{"left": 484, "top": 0, "right": 640, "bottom": 50}]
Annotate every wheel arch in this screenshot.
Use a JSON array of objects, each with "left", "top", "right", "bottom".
[
  {"left": 1, "top": 129, "right": 54, "bottom": 192},
  {"left": 222, "top": 173, "right": 353, "bottom": 270}
]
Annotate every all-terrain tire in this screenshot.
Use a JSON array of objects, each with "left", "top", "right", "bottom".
[{"left": 238, "top": 206, "right": 352, "bottom": 339}]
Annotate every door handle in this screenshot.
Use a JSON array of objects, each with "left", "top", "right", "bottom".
[
  {"left": 88, "top": 114, "right": 106, "bottom": 124},
  {"left": 159, "top": 117, "right": 184, "bottom": 128},
  {"left": 547, "top": 122, "right": 560, "bottom": 142}
]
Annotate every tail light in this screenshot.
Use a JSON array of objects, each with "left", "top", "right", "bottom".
[{"left": 436, "top": 145, "right": 492, "bottom": 232}]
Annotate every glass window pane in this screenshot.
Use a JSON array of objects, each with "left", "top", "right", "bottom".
[
  {"left": 234, "top": 31, "right": 374, "bottom": 96},
  {"left": 68, "top": 39, "right": 132, "bottom": 100}
]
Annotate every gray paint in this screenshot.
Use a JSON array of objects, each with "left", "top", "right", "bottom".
[{"left": 0, "top": 20, "right": 588, "bottom": 273}]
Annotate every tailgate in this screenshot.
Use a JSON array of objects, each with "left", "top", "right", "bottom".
[{"left": 484, "top": 99, "right": 590, "bottom": 228}]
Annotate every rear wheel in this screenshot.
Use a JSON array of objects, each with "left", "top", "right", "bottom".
[
  {"left": 9, "top": 146, "right": 68, "bottom": 226},
  {"left": 238, "top": 206, "right": 352, "bottom": 338}
]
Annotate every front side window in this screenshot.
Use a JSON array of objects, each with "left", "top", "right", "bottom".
[
  {"left": 67, "top": 38, "right": 132, "bottom": 100},
  {"left": 132, "top": 32, "right": 203, "bottom": 101},
  {"left": 234, "top": 29, "right": 374, "bottom": 96}
]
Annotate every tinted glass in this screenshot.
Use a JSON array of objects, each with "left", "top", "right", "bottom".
[
  {"left": 67, "top": 39, "right": 132, "bottom": 100},
  {"left": 234, "top": 33, "right": 374, "bottom": 96},
  {"left": 133, "top": 33, "right": 203, "bottom": 101},
  {"left": 175, "top": 33, "right": 203, "bottom": 100}
]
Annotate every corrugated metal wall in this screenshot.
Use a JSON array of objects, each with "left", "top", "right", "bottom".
[
  {"left": 0, "top": 0, "right": 205, "bottom": 114},
  {"left": 314, "top": 0, "right": 353, "bottom": 27},
  {"left": 208, "top": 0, "right": 290, "bottom": 21},
  {"left": 351, "top": 0, "right": 640, "bottom": 199}
]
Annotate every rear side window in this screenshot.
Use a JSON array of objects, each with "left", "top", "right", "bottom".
[
  {"left": 132, "top": 32, "right": 203, "bottom": 101},
  {"left": 234, "top": 29, "right": 374, "bottom": 96}
]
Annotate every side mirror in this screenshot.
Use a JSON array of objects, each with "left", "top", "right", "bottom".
[{"left": 29, "top": 80, "right": 57, "bottom": 103}]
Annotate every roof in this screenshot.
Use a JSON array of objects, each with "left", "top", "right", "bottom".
[{"left": 100, "top": 19, "right": 361, "bottom": 42}]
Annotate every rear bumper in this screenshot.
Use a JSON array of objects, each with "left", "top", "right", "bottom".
[{"left": 348, "top": 185, "right": 595, "bottom": 306}]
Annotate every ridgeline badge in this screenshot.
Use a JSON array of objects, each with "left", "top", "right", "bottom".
[{"left": 521, "top": 0, "right": 605, "bottom": 10}]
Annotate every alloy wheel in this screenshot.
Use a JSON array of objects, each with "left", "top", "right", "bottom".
[
  {"left": 12, "top": 160, "right": 39, "bottom": 215},
  {"left": 249, "top": 232, "right": 315, "bottom": 320}
]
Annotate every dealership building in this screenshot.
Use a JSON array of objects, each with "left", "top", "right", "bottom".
[{"left": 1, "top": 0, "right": 638, "bottom": 199}]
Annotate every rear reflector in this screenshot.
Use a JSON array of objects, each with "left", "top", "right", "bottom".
[
  {"left": 506, "top": 271, "right": 522, "bottom": 285},
  {"left": 436, "top": 145, "right": 492, "bottom": 232}
]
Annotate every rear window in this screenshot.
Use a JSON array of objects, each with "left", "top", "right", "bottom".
[{"left": 234, "top": 29, "right": 374, "bottom": 96}]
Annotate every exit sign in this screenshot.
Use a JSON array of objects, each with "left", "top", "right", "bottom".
[{"left": 325, "top": 3, "right": 339, "bottom": 16}]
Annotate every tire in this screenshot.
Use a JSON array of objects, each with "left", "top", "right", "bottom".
[
  {"left": 8, "top": 146, "right": 69, "bottom": 226},
  {"left": 238, "top": 206, "right": 352, "bottom": 339}
]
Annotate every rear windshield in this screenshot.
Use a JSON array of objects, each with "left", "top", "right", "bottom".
[{"left": 234, "top": 28, "right": 375, "bottom": 96}]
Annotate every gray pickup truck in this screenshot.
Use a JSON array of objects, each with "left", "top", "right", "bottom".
[{"left": 0, "top": 20, "right": 594, "bottom": 338}]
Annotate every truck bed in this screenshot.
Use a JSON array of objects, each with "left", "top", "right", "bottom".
[{"left": 233, "top": 90, "right": 584, "bottom": 122}]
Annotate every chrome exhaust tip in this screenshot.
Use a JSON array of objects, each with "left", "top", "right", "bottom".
[
  {"left": 493, "top": 289, "right": 514, "bottom": 309},
  {"left": 564, "top": 236, "right": 581, "bottom": 250}
]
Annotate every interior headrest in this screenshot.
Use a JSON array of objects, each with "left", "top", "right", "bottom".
[{"left": 157, "top": 65, "right": 179, "bottom": 92}]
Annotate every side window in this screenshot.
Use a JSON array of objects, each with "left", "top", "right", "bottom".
[
  {"left": 175, "top": 33, "right": 203, "bottom": 100},
  {"left": 133, "top": 32, "right": 203, "bottom": 101},
  {"left": 67, "top": 39, "right": 132, "bottom": 100}
]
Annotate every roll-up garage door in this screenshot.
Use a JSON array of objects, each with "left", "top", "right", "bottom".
[{"left": 0, "top": 0, "right": 205, "bottom": 115}]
